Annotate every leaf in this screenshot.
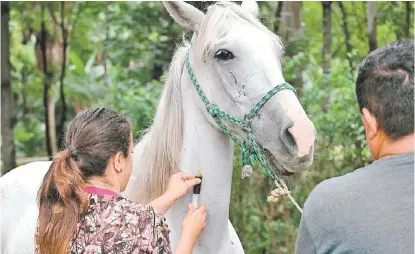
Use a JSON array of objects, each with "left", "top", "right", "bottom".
[
  {"left": 85, "top": 52, "right": 97, "bottom": 74},
  {"left": 69, "top": 51, "right": 86, "bottom": 76}
]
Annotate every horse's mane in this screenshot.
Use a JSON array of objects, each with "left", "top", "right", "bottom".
[
  {"left": 129, "top": 44, "right": 188, "bottom": 204},
  {"left": 129, "top": 2, "right": 282, "bottom": 204}
]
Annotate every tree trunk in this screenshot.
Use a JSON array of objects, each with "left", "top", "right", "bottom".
[
  {"left": 280, "top": 2, "right": 303, "bottom": 95},
  {"left": 48, "top": 100, "right": 57, "bottom": 153},
  {"left": 74, "top": 98, "right": 84, "bottom": 113},
  {"left": 1, "top": 1, "right": 17, "bottom": 175},
  {"left": 274, "top": 1, "right": 283, "bottom": 35},
  {"left": 21, "top": 67, "right": 29, "bottom": 116},
  {"left": 338, "top": 2, "right": 353, "bottom": 69},
  {"left": 405, "top": 1, "right": 411, "bottom": 38},
  {"left": 367, "top": 1, "right": 377, "bottom": 52},
  {"left": 40, "top": 5, "right": 53, "bottom": 159},
  {"left": 280, "top": 2, "right": 302, "bottom": 43},
  {"left": 103, "top": 1, "right": 110, "bottom": 89},
  {"left": 322, "top": 1, "right": 332, "bottom": 74},
  {"left": 57, "top": 1, "right": 68, "bottom": 149}
]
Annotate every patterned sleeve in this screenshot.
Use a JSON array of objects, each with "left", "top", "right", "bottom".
[{"left": 131, "top": 205, "right": 171, "bottom": 254}]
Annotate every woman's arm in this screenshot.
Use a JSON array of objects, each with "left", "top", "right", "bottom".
[
  {"left": 131, "top": 204, "right": 206, "bottom": 254},
  {"left": 174, "top": 233, "right": 196, "bottom": 254},
  {"left": 174, "top": 204, "right": 207, "bottom": 254},
  {"left": 148, "top": 193, "right": 176, "bottom": 215}
]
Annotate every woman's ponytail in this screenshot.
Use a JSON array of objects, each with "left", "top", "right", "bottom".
[{"left": 36, "top": 150, "right": 89, "bottom": 254}]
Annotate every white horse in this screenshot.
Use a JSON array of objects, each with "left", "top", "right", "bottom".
[
  {"left": 124, "top": 2, "right": 315, "bottom": 253},
  {"left": 0, "top": 2, "right": 316, "bottom": 254}
]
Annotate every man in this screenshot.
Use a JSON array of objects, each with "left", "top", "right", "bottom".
[{"left": 296, "top": 40, "right": 414, "bottom": 254}]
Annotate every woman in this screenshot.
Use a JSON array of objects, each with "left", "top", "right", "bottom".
[{"left": 35, "top": 107, "right": 207, "bottom": 254}]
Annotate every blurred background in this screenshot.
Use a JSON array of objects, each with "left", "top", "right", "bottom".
[{"left": 1, "top": 1, "right": 413, "bottom": 253}]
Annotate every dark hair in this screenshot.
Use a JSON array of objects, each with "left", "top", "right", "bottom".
[
  {"left": 36, "top": 107, "right": 132, "bottom": 254},
  {"left": 356, "top": 40, "right": 414, "bottom": 140}
]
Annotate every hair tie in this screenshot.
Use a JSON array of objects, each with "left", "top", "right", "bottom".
[{"left": 67, "top": 145, "right": 78, "bottom": 157}]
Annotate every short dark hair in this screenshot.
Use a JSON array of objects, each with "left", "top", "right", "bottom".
[{"left": 356, "top": 40, "right": 414, "bottom": 140}]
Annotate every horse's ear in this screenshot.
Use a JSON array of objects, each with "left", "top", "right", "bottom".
[
  {"left": 163, "top": 1, "right": 205, "bottom": 31},
  {"left": 241, "top": 1, "right": 259, "bottom": 17}
]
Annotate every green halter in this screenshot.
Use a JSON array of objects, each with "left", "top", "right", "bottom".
[{"left": 185, "top": 51, "right": 297, "bottom": 179}]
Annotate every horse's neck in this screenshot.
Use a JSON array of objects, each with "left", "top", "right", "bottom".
[{"left": 165, "top": 74, "right": 235, "bottom": 253}]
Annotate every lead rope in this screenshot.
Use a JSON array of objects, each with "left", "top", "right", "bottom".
[
  {"left": 268, "top": 178, "right": 303, "bottom": 214},
  {"left": 185, "top": 51, "right": 303, "bottom": 214}
]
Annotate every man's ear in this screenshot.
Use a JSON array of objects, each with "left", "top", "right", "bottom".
[
  {"left": 362, "top": 108, "right": 378, "bottom": 140},
  {"left": 163, "top": 1, "right": 205, "bottom": 31}
]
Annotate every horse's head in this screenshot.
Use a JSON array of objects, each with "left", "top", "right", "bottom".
[{"left": 164, "top": 1, "right": 316, "bottom": 176}]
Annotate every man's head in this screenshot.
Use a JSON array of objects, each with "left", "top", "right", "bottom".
[{"left": 356, "top": 40, "right": 414, "bottom": 159}]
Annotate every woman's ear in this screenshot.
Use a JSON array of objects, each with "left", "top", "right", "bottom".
[{"left": 113, "top": 152, "right": 124, "bottom": 173}]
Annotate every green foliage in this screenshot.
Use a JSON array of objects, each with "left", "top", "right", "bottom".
[
  {"left": 7, "top": 1, "right": 413, "bottom": 253},
  {"left": 107, "top": 72, "right": 162, "bottom": 136}
]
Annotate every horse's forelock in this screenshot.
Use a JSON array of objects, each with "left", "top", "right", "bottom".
[{"left": 195, "top": 2, "right": 283, "bottom": 60}]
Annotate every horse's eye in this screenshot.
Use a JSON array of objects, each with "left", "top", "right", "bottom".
[{"left": 214, "top": 49, "right": 235, "bottom": 61}]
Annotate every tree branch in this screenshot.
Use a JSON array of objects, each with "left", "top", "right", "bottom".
[
  {"left": 103, "top": 2, "right": 110, "bottom": 89},
  {"left": 405, "top": 1, "right": 411, "bottom": 38},
  {"left": 57, "top": 1, "right": 68, "bottom": 148},
  {"left": 70, "top": 2, "right": 87, "bottom": 41},
  {"left": 47, "top": 4, "right": 59, "bottom": 26},
  {"left": 337, "top": 2, "right": 353, "bottom": 69},
  {"left": 274, "top": 1, "right": 283, "bottom": 34},
  {"left": 367, "top": 1, "right": 377, "bottom": 52},
  {"left": 322, "top": 1, "right": 332, "bottom": 74},
  {"left": 40, "top": 4, "right": 53, "bottom": 159}
]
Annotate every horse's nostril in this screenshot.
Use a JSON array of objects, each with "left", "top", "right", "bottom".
[
  {"left": 281, "top": 125, "right": 297, "bottom": 155},
  {"left": 285, "top": 128, "right": 296, "bottom": 146}
]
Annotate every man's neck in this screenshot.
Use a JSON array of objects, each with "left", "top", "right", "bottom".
[{"left": 378, "top": 133, "right": 414, "bottom": 159}]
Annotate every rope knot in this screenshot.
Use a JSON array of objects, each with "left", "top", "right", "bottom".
[
  {"left": 239, "top": 115, "right": 253, "bottom": 132},
  {"left": 240, "top": 122, "right": 252, "bottom": 132},
  {"left": 206, "top": 104, "right": 218, "bottom": 116}
]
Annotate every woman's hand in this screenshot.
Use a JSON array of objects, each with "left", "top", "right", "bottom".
[
  {"left": 182, "top": 204, "right": 207, "bottom": 241},
  {"left": 175, "top": 204, "right": 207, "bottom": 253},
  {"left": 165, "top": 172, "right": 201, "bottom": 201},
  {"left": 149, "top": 172, "right": 201, "bottom": 215}
]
